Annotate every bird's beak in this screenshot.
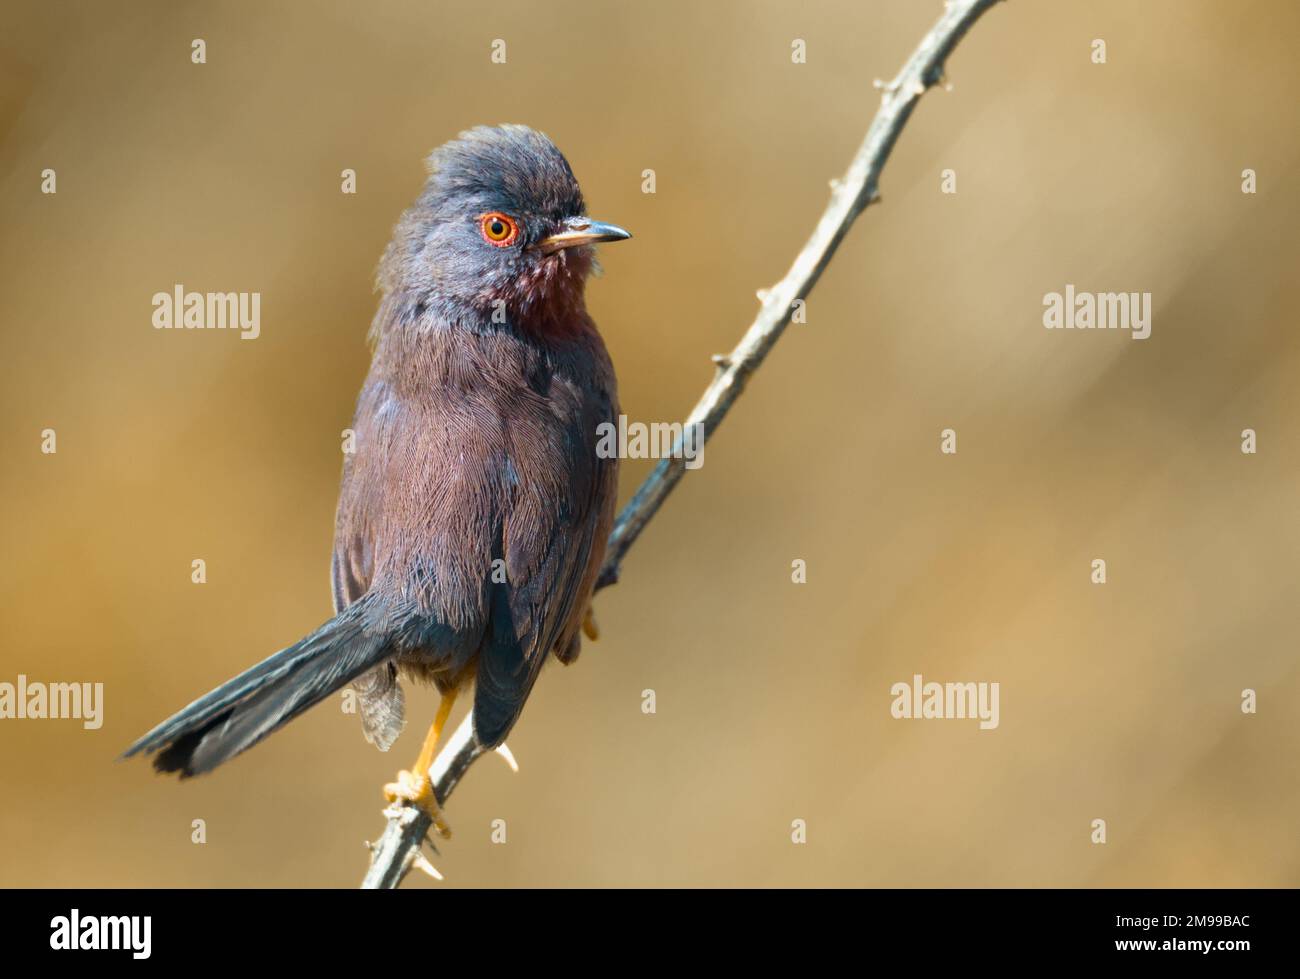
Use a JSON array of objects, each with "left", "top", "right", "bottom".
[{"left": 534, "top": 217, "right": 632, "bottom": 254}]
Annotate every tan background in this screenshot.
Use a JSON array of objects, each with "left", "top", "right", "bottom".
[{"left": 1, "top": 0, "right": 1297, "bottom": 887}]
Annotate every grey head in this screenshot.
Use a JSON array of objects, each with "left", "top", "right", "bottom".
[{"left": 378, "top": 124, "right": 630, "bottom": 332}]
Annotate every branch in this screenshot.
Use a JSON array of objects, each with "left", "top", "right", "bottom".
[
  {"left": 361, "top": 711, "right": 483, "bottom": 889},
  {"left": 361, "top": 0, "right": 1003, "bottom": 889}
]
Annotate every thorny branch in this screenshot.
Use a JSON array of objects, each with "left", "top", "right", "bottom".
[{"left": 361, "top": 0, "right": 1003, "bottom": 889}]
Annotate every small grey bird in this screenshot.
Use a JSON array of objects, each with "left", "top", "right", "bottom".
[{"left": 124, "top": 125, "right": 630, "bottom": 823}]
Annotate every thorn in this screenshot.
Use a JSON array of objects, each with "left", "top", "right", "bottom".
[
  {"left": 756, "top": 287, "right": 772, "bottom": 304},
  {"left": 908, "top": 79, "right": 925, "bottom": 98},
  {"left": 495, "top": 742, "right": 520, "bottom": 773},
  {"left": 711, "top": 353, "right": 731, "bottom": 368},
  {"left": 595, "top": 563, "right": 620, "bottom": 590},
  {"left": 829, "top": 176, "right": 843, "bottom": 193},
  {"left": 411, "top": 852, "right": 443, "bottom": 881}
]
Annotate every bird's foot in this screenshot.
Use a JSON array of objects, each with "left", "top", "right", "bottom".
[{"left": 383, "top": 769, "right": 452, "bottom": 839}]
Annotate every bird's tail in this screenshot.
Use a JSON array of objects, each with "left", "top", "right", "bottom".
[{"left": 122, "top": 596, "right": 391, "bottom": 778}]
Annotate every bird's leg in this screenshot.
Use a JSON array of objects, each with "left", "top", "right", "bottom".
[{"left": 383, "top": 690, "right": 457, "bottom": 838}]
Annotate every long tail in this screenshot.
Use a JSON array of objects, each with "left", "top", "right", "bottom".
[{"left": 122, "top": 597, "right": 391, "bottom": 778}]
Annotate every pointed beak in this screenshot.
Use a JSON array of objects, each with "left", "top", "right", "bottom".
[{"left": 534, "top": 217, "right": 632, "bottom": 254}]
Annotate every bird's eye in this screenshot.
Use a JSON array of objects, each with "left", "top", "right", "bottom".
[{"left": 479, "top": 212, "right": 521, "bottom": 247}]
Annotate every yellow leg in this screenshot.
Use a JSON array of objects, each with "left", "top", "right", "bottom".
[
  {"left": 413, "top": 690, "right": 457, "bottom": 780},
  {"left": 383, "top": 690, "right": 457, "bottom": 837}
]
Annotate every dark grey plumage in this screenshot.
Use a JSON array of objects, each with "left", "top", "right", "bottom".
[{"left": 125, "top": 595, "right": 390, "bottom": 775}]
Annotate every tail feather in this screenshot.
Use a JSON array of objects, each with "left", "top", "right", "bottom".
[{"left": 122, "top": 597, "right": 391, "bottom": 777}]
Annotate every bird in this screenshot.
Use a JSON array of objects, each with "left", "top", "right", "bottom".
[{"left": 123, "top": 125, "right": 629, "bottom": 826}]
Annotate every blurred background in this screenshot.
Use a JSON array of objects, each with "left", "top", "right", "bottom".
[{"left": 1, "top": 0, "right": 1297, "bottom": 887}]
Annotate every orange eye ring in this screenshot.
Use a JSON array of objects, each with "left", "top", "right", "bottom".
[{"left": 479, "top": 212, "right": 521, "bottom": 247}]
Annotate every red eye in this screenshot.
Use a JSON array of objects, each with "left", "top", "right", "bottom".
[{"left": 479, "top": 212, "right": 520, "bottom": 247}]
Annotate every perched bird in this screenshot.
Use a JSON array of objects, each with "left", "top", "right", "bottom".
[{"left": 124, "top": 125, "right": 628, "bottom": 821}]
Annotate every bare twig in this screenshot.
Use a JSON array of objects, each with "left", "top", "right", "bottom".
[{"left": 361, "top": 0, "right": 1003, "bottom": 889}]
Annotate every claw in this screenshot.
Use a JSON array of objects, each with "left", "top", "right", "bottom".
[{"left": 383, "top": 769, "right": 452, "bottom": 839}]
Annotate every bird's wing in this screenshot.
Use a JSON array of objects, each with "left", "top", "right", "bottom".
[
  {"left": 332, "top": 382, "right": 386, "bottom": 613},
  {"left": 472, "top": 364, "right": 618, "bottom": 747},
  {"left": 331, "top": 377, "right": 404, "bottom": 749}
]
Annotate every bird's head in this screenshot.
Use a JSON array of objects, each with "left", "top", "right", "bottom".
[{"left": 380, "top": 125, "right": 630, "bottom": 336}]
